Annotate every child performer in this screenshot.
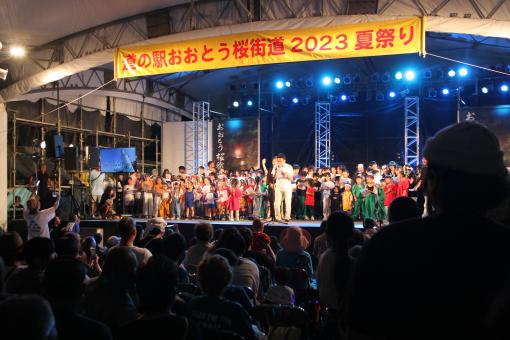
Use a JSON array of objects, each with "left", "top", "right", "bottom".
[
  {"left": 142, "top": 175, "right": 154, "bottom": 218},
  {"left": 228, "top": 178, "right": 242, "bottom": 221},
  {"left": 321, "top": 173, "right": 335, "bottom": 220},
  {"left": 252, "top": 176, "right": 264, "bottom": 220},
  {"left": 304, "top": 179, "right": 315, "bottom": 220},
  {"left": 361, "top": 174, "right": 385, "bottom": 223},
  {"left": 152, "top": 177, "right": 164, "bottom": 217},
  {"left": 295, "top": 179, "right": 306, "bottom": 220},
  {"left": 159, "top": 183, "right": 172, "bottom": 219},
  {"left": 217, "top": 180, "right": 229, "bottom": 221},
  {"left": 205, "top": 185, "right": 217, "bottom": 220},
  {"left": 342, "top": 183, "right": 354, "bottom": 215},
  {"left": 172, "top": 181, "right": 183, "bottom": 220},
  {"left": 352, "top": 175, "right": 364, "bottom": 221},
  {"left": 184, "top": 182, "right": 195, "bottom": 219},
  {"left": 123, "top": 177, "right": 136, "bottom": 215},
  {"left": 383, "top": 175, "right": 397, "bottom": 218},
  {"left": 330, "top": 185, "right": 342, "bottom": 214}
]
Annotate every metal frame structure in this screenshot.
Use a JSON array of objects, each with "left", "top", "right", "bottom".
[
  {"left": 404, "top": 96, "right": 420, "bottom": 166},
  {"left": 193, "top": 101, "right": 210, "bottom": 173},
  {"left": 315, "top": 101, "right": 331, "bottom": 169}
]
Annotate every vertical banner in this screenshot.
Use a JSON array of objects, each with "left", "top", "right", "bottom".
[
  {"left": 213, "top": 118, "right": 260, "bottom": 171},
  {"left": 115, "top": 17, "right": 424, "bottom": 79},
  {"left": 461, "top": 105, "right": 510, "bottom": 166}
]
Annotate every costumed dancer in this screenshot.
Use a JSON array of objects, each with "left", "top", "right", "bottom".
[
  {"left": 361, "top": 174, "right": 386, "bottom": 223},
  {"left": 352, "top": 175, "right": 365, "bottom": 221}
]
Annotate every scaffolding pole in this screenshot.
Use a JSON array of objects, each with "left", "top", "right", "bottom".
[
  {"left": 404, "top": 96, "right": 420, "bottom": 167},
  {"left": 315, "top": 102, "right": 331, "bottom": 169},
  {"left": 193, "top": 101, "right": 210, "bottom": 172}
]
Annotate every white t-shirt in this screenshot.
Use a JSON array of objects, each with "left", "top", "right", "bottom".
[
  {"left": 232, "top": 257, "right": 260, "bottom": 298},
  {"left": 272, "top": 164, "right": 294, "bottom": 188},
  {"left": 317, "top": 248, "right": 339, "bottom": 310},
  {"left": 321, "top": 180, "right": 335, "bottom": 198},
  {"left": 90, "top": 169, "right": 105, "bottom": 196},
  {"left": 24, "top": 207, "right": 55, "bottom": 239},
  {"left": 110, "top": 245, "right": 152, "bottom": 268}
]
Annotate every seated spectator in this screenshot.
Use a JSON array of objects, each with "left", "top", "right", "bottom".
[
  {"left": 189, "top": 255, "right": 258, "bottom": 340},
  {"left": 80, "top": 236, "right": 102, "bottom": 277},
  {"left": 139, "top": 217, "right": 166, "bottom": 248},
  {"left": 387, "top": 196, "right": 420, "bottom": 223},
  {"left": 270, "top": 235, "right": 282, "bottom": 254},
  {"left": 0, "top": 231, "right": 23, "bottom": 282},
  {"left": 117, "top": 256, "right": 188, "bottom": 340},
  {"left": 362, "top": 218, "right": 377, "bottom": 239},
  {"left": 239, "top": 227, "right": 275, "bottom": 270},
  {"left": 347, "top": 229, "right": 365, "bottom": 260},
  {"left": 6, "top": 237, "right": 55, "bottom": 295},
  {"left": 344, "top": 122, "right": 510, "bottom": 339},
  {"left": 44, "top": 258, "right": 112, "bottom": 340},
  {"left": 81, "top": 247, "right": 139, "bottom": 332},
  {"left": 115, "top": 217, "right": 152, "bottom": 267},
  {"left": 54, "top": 232, "right": 80, "bottom": 258},
  {"left": 250, "top": 219, "right": 271, "bottom": 253},
  {"left": 163, "top": 233, "right": 189, "bottom": 284},
  {"left": 276, "top": 227, "right": 313, "bottom": 278},
  {"left": 0, "top": 295, "right": 57, "bottom": 340},
  {"left": 184, "top": 222, "right": 213, "bottom": 266},
  {"left": 264, "top": 267, "right": 295, "bottom": 305},
  {"left": 313, "top": 220, "right": 328, "bottom": 259},
  {"left": 106, "top": 236, "right": 121, "bottom": 250}
]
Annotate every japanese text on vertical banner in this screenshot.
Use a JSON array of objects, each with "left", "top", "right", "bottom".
[
  {"left": 115, "top": 17, "right": 424, "bottom": 78},
  {"left": 216, "top": 122, "right": 225, "bottom": 170}
]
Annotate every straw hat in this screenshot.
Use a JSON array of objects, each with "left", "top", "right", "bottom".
[{"left": 280, "top": 226, "right": 311, "bottom": 252}]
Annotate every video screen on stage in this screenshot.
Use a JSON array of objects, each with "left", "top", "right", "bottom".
[
  {"left": 461, "top": 105, "right": 510, "bottom": 166},
  {"left": 213, "top": 118, "right": 259, "bottom": 170},
  {"left": 99, "top": 148, "right": 137, "bottom": 173}
]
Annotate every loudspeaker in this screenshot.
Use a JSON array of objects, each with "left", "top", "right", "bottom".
[
  {"left": 86, "top": 147, "right": 100, "bottom": 169},
  {"left": 64, "top": 147, "right": 79, "bottom": 171},
  {"left": 54, "top": 135, "right": 64, "bottom": 158}
]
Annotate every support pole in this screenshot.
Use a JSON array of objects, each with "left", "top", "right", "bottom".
[
  {"left": 404, "top": 96, "right": 420, "bottom": 166},
  {"left": 314, "top": 102, "right": 331, "bottom": 169},
  {"left": 79, "top": 100, "right": 84, "bottom": 173},
  {"left": 141, "top": 99, "right": 145, "bottom": 173},
  {"left": 0, "top": 104, "right": 8, "bottom": 229}
]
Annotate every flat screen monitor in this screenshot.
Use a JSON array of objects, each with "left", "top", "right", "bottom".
[{"left": 99, "top": 148, "right": 137, "bottom": 173}]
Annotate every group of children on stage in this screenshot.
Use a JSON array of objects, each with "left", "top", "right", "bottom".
[{"left": 110, "top": 160, "right": 419, "bottom": 223}]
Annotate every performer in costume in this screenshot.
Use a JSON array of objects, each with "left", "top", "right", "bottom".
[
  {"left": 361, "top": 174, "right": 386, "bottom": 222},
  {"left": 352, "top": 175, "right": 364, "bottom": 220}
]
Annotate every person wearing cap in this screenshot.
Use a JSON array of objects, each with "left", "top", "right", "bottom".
[
  {"left": 344, "top": 122, "right": 510, "bottom": 340},
  {"left": 272, "top": 153, "right": 294, "bottom": 222}
]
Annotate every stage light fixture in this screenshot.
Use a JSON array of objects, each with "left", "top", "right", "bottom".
[
  {"left": 448, "top": 69, "right": 456, "bottom": 77},
  {"left": 481, "top": 86, "right": 489, "bottom": 94},
  {"left": 423, "top": 70, "right": 432, "bottom": 79},
  {"left": 40, "top": 141, "right": 47, "bottom": 149},
  {"left": 69, "top": 144, "right": 74, "bottom": 148},
  {"left": 381, "top": 72, "right": 391, "bottom": 83},
  {"left": 349, "top": 95, "right": 357, "bottom": 103},
  {"left": 376, "top": 91, "right": 384, "bottom": 101},
  {"left": 343, "top": 75, "right": 352, "bottom": 85},
  {"left": 395, "top": 72, "right": 403, "bottom": 80},
  {"left": 389, "top": 91, "right": 396, "bottom": 98},
  {"left": 371, "top": 72, "right": 380, "bottom": 82},
  {"left": 285, "top": 81, "right": 291, "bottom": 88},
  {"left": 334, "top": 77, "right": 341, "bottom": 84},
  {"left": 405, "top": 70, "right": 415, "bottom": 81},
  {"left": 276, "top": 81, "right": 285, "bottom": 89},
  {"left": 501, "top": 84, "right": 509, "bottom": 92},
  {"left": 322, "top": 76, "right": 332, "bottom": 86},
  {"left": 9, "top": 46, "right": 25, "bottom": 57},
  {"left": 428, "top": 88, "right": 438, "bottom": 98},
  {"left": 458, "top": 67, "right": 468, "bottom": 77},
  {"left": 233, "top": 100, "right": 240, "bottom": 107},
  {"left": 0, "top": 68, "right": 7, "bottom": 81},
  {"left": 340, "top": 94, "right": 347, "bottom": 101},
  {"left": 247, "top": 100, "right": 253, "bottom": 106},
  {"left": 442, "top": 88, "right": 450, "bottom": 95},
  {"left": 292, "top": 97, "right": 299, "bottom": 104},
  {"left": 305, "top": 78, "right": 314, "bottom": 87}
]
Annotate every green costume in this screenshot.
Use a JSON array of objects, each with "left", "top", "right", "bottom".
[
  {"left": 361, "top": 185, "right": 386, "bottom": 221},
  {"left": 352, "top": 183, "right": 364, "bottom": 220}
]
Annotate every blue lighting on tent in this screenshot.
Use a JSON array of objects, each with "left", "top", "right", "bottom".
[
  {"left": 405, "top": 70, "right": 415, "bottom": 81},
  {"left": 442, "top": 88, "right": 450, "bottom": 95},
  {"left": 276, "top": 81, "right": 284, "bottom": 89},
  {"left": 395, "top": 72, "right": 403, "bottom": 80},
  {"left": 389, "top": 91, "right": 396, "bottom": 98},
  {"left": 448, "top": 70, "right": 456, "bottom": 77},
  {"left": 322, "top": 76, "right": 332, "bottom": 86},
  {"left": 292, "top": 97, "right": 299, "bottom": 104},
  {"left": 458, "top": 67, "right": 468, "bottom": 77},
  {"left": 227, "top": 119, "right": 242, "bottom": 129}
]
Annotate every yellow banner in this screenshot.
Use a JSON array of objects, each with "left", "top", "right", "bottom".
[{"left": 115, "top": 17, "right": 424, "bottom": 79}]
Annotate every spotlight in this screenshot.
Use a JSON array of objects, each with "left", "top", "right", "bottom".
[
  {"left": 340, "top": 94, "right": 347, "bottom": 101},
  {"left": 448, "top": 69, "right": 456, "bottom": 77},
  {"left": 395, "top": 72, "right": 403, "bottom": 80},
  {"left": 9, "top": 46, "right": 25, "bottom": 57},
  {"left": 381, "top": 72, "right": 391, "bottom": 83},
  {"left": 349, "top": 95, "right": 357, "bottom": 103},
  {"left": 0, "top": 68, "right": 7, "bottom": 81},
  {"left": 247, "top": 100, "right": 253, "bottom": 106},
  {"left": 322, "top": 76, "right": 332, "bottom": 86},
  {"left": 69, "top": 144, "right": 74, "bottom": 148},
  {"left": 405, "top": 70, "right": 415, "bottom": 81},
  {"left": 481, "top": 86, "right": 489, "bottom": 94},
  {"left": 40, "top": 141, "right": 47, "bottom": 149},
  {"left": 233, "top": 100, "right": 240, "bottom": 107},
  {"left": 389, "top": 91, "right": 396, "bottom": 98},
  {"left": 458, "top": 68, "right": 468, "bottom": 77},
  {"left": 285, "top": 81, "right": 291, "bottom": 88},
  {"left": 276, "top": 81, "right": 284, "bottom": 89},
  {"left": 292, "top": 97, "right": 299, "bottom": 104},
  {"left": 428, "top": 88, "right": 438, "bottom": 98},
  {"left": 501, "top": 84, "right": 509, "bottom": 92},
  {"left": 334, "top": 77, "right": 341, "bottom": 84},
  {"left": 442, "top": 88, "right": 450, "bottom": 95},
  {"left": 343, "top": 75, "right": 352, "bottom": 85},
  {"left": 423, "top": 70, "right": 432, "bottom": 79}
]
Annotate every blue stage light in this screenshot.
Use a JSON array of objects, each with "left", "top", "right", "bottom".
[
  {"left": 233, "top": 100, "right": 240, "bottom": 107},
  {"left": 501, "top": 84, "right": 509, "bottom": 92},
  {"left": 395, "top": 71, "right": 403, "bottom": 80},
  {"left": 334, "top": 77, "right": 341, "bottom": 84},
  {"left": 448, "top": 69, "right": 456, "bottom": 77},
  {"left": 405, "top": 70, "right": 415, "bottom": 81},
  {"left": 247, "top": 100, "right": 253, "bottom": 106},
  {"left": 322, "top": 76, "right": 332, "bottom": 86},
  {"left": 389, "top": 91, "right": 396, "bottom": 98},
  {"left": 442, "top": 88, "right": 450, "bottom": 95},
  {"left": 285, "top": 81, "right": 291, "bottom": 87},
  {"left": 276, "top": 81, "right": 284, "bottom": 89},
  {"left": 292, "top": 97, "right": 299, "bottom": 104},
  {"left": 340, "top": 94, "right": 347, "bottom": 101},
  {"left": 481, "top": 87, "right": 489, "bottom": 94},
  {"left": 458, "top": 68, "right": 468, "bottom": 77}
]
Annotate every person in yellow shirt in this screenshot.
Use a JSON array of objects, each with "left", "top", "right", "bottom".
[{"left": 342, "top": 183, "right": 354, "bottom": 215}]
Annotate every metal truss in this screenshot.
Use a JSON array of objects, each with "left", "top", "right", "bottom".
[
  {"left": 193, "top": 101, "right": 210, "bottom": 172},
  {"left": 315, "top": 102, "right": 330, "bottom": 169},
  {"left": 404, "top": 96, "right": 420, "bottom": 167},
  {"left": 184, "top": 121, "right": 195, "bottom": 174}
]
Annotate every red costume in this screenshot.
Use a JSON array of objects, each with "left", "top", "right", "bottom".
[
  {"left": 397, "top": 177, "right": 410, "bottom": 197},
  {"left": 384, "top": 182, "right": 398, "bottom": 206}
]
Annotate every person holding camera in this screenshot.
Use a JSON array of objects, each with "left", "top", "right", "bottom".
[{"left": 24, "top": 191, "right": 61, "bottom": 240}]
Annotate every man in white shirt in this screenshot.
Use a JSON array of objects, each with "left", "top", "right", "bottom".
[
  {"left": 24, "top": 193, "right": 60, "bottom": 239},
  {"left": 114, "top": 217, "right": 152, "bottom": 267},
  {"left": 90, "top": 164, "right": 105, "bottom": 218},
  {"left": 271, "top": 153, "right": 294, "bottom": 222}
]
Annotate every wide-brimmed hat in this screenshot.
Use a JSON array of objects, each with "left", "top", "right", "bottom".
[{"left": 280, "top": 226, "right": 311, "bottom": 252}]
